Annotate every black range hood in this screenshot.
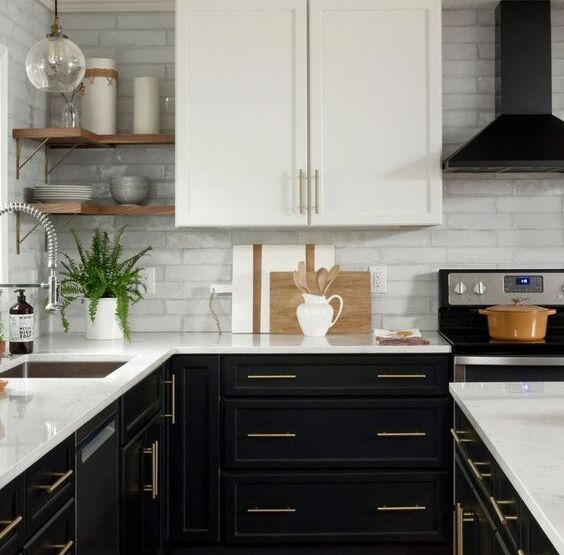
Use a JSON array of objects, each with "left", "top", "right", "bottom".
[{"left": 443, "top": 0, "right": 564, "bottom": 173}]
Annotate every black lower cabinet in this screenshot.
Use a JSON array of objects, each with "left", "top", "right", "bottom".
[
  {"left": 0, "top": 477, "right": 25, "bottom": 555},
  {"left": 169, "top": 356, "right": 220, "bottom": 545},
  {"left": 121, "top": 411, "right": 166, "bottom": 554},
  {"left": 24, "top": 499, "right": 75, "bottom": 555}
]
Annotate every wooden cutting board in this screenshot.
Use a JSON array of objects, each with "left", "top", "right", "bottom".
[{"left": 269, "top": 271, "right": 372, "bottom": 334}]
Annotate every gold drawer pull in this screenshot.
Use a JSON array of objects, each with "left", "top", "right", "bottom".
[
  {"left": 377, "top": 505, "right": 426, "bottom": 512},
  {"left": 450, "top": 428, "right": 473, "bottom": 444},
  {"left": 163, "top": 374, "right": 176, "bottom": 425},
  {"left": 377, "top": 432, "right": 427, "bottom": 438},
  {"left": 143, "top": 441, "right": 159, "bottom": 499},
  {"left": 246, "top": 433, "right": 296, "bottom": 438},
  {"left": 38, "top": 470, "right": 74, "bottom": 494},
  {"left": 377, "top": 374, "right": 426, "bottom": 379},
  {"left": 468, "top": 459, "right": 492, "bottom": 480},
  {"left": 247, "top": 507, "right": 296, "bottom": 514},
  {"left": 247, "top": 374, "right": 297, "bottom": 380},
  {"left": 51, "top": 540, "right": 73, "bottom": 555},
  {"left": 0, "top": 515, "right": 23, "bottom": 541},
  {"left": 490, "top": 497, "right": 518, "bottom": 525}
]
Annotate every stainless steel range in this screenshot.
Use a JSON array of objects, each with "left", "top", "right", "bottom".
[{"left": 438, "top": 269, "right": 564, "bottom": 382}]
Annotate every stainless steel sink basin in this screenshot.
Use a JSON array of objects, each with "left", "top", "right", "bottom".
[{"left": 0, "top": 361, "right": 125, "bottom": 378}]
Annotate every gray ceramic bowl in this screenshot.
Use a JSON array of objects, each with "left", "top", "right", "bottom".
[{"left": 110, "top": 176, "right": 150, "bottom": 205}]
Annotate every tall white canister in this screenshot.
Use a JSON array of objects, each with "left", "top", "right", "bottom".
[
  {"left": 133, "top": 77, "right": 160, "bottom": 134},
  {"left": 81, "top": 58, "right": 118, "bottom": 135}
]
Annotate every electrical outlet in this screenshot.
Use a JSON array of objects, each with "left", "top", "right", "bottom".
[
  {"left": 140, "top": 267, "right": 156, "bottom": 296},
  {"left": 370, "top": 265, "right": 387, "bottom": 295}
]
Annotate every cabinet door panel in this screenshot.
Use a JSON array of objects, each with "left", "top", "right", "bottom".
[
  {"left": 309, "top": 0, "right": 442, "bottom": 226},
  {"left": 176, "top": 0, "right": 308, "bottom": 227},
  {"left": 169, "top": 356, "right": 221, "bottom": 544}
]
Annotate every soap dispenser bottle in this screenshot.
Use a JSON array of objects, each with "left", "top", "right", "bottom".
[{"left": 9, "top": 289, "right": 34, "bottom": 355}]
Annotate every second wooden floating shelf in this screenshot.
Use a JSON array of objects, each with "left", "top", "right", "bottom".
[{"left": 31, "top": 202, "right": 175, "bottom": 216}]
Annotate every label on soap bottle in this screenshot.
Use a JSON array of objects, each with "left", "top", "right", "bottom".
[{"left": 9, "top": 314, "right": 34, "bottom": 343}]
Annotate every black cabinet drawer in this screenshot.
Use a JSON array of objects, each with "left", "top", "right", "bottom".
[
  {"left": 225, "top": 399, "right": 448, "bottom": 469},
  {"left": 224, "top": 472, "right": 449, "bottom": 544},
  {"left": 223, "top": 355, "right": 449, "bottom": 397},
  {"left": 25, "top": 438, "right": 74, "bottom": 536},
  {"left": 121, "top": 367, "right": 163, "bottom": 442},
  {"left": 0, "top": 476, "right": 25, "bottom": 555},
  {"left": 24, "top": 499, "right": 74, "bottom": 555},
  {"left": 453, "top": 407, "right": 494, "bottom": 498}
]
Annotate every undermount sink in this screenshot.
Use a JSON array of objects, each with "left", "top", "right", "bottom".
[{"left": 0, "top": 361, "right": 126, "bottom": 379}]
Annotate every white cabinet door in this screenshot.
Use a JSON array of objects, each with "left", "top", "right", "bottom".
[
  {"left": 176, "top": 0, "right": 308, "bottom": 227},
  {"left": 309, "top": 0, "right": 442, "bottom": 226}
]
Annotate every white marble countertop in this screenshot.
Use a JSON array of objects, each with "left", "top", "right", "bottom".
[
  {"left": 0, "top": 331, "right": 451, "bottom": 489},
  {"left": 450, "top": 382, "right": 564, "bottom": 555}
]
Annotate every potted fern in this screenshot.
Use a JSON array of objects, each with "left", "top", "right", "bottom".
[{"left": 60, "top": 226, "right": 151, "bottom": 341}]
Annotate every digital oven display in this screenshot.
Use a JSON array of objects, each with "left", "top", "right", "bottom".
[{"left": 503, "top": 275, "right": 543, "bottom": 293}]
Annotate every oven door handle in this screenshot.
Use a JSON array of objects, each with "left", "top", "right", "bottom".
[{"left": 454, "top": 356, "right": 564, "bottom": 367}]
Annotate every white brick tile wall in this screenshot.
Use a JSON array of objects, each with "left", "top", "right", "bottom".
[{"left": 33, "top": 7, "right": 564, "bottom": 334}]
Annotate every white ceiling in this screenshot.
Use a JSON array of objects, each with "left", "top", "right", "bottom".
[{"left": 37, "top": 0, "right": 564, "bottom": 12}]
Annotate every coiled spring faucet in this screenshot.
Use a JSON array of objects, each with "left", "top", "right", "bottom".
[{"left": 0, "top": 202, "right": 61, "bottom": 312}]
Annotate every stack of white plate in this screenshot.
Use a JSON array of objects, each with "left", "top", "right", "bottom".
[{"left": 34, "top": 185, "right": 93, "bottom": 203}]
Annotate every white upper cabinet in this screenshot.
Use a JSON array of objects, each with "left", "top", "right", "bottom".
[
  {"left": 309, "top": 0, "right": 442, "bottom": 226},
  {"left": 176, "top": 0, "right": 442, "bottom": 227},
  {"left": 175, "top": 0, "right": 308, "bottom": 227}
]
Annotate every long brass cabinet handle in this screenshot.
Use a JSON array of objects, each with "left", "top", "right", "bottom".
[
  {"left": 467, "top": 459, "right": 492, "bottom": 480},
  {"left": 377, "top": 374, "right": 427, "bottom": 379},
  {"left": 143, "top": 441, "right": 159, "bottom": 499},
  {"left": 377, "top": 505, "right": 426, "bottom": 512},
  {"left": 51, "top": 540, "right": 74, "bottom": 555},
  {"left": 489, "top": 497, "right": 517, "bottom": 525},
  {"left": 163, "top": 374, "right": 176, "bottom": 425},
  {"left": 0, "top": 515, "right": 23, "bottom": 541},
  {"left": 377, "top": 432, "right": 426, "bottom": 438},
  {"left": 299, "top": 169, "right": 305, "bottom": 214},
  {"left": 247, "top": 374, "right": 297, "bottom": 380},
  {"left": 246, "top": 433, "right": 296, "bottom": 439},
  {"left": 38, "top": 470, "right": 74, "bottom": 494},
  {"left": 247, "top": 507, "right": 296, "bottom": 514},
  {"left": 455, "top": 503, "right": 464, "bottom": 555},
  {"left": 314, "top": 169, "right": 320, "bottom": 214}
]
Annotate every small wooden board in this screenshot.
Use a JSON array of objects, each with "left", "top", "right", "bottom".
[{"left": 270, "top": 271, "right": 372, "bottom": 334}]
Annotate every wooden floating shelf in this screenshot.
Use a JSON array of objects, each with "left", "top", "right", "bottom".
[
  {"left": 13, "top": 128, "right": 175, "bottom": 148},
  {"left": 31, "top": 202, "right": 175, "bottom": 216}
]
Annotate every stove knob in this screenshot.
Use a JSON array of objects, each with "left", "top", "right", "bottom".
[
  {"left": 473, "top": 281, "right": 487, "bottom": 296},
  {"left": 453, "top": 282, "right": 467, "bottom": 295}
]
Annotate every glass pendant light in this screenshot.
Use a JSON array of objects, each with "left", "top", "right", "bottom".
[{"left": 25, "top": 0, "right": 86, "bottom": 93}]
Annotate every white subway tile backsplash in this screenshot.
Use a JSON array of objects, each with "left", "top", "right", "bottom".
[{"left": 27, "top": 7, "right": 564, "bottom": 336}]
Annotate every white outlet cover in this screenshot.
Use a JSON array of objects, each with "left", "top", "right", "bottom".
[
  {"left": 140, "top": 267, "right": 156, "bottom": 296},
  {"left": 370, "top": 265, "right": 387, "bottom": 295}
]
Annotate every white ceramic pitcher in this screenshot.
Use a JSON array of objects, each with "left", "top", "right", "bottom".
[{"left": 296, "top": 294, "right": 344, "bottom": 337}]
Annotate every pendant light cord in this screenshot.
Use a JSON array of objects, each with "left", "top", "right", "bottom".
[{"left": 54, "top": 0, "right": 58, "bottom": 17}]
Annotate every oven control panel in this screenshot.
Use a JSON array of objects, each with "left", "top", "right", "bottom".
[{"left": 445, "top": 271, "right": 564, "bottom": 306}]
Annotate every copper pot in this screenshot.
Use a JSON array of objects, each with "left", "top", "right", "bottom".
[{"left": 479, "top": 298, "right": 556, "bottom": 342}]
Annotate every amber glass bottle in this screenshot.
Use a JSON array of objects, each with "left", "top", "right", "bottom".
[{"left": 9, "top": 289, "right": 34, "bottom": 355}]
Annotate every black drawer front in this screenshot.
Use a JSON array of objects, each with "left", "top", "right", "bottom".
[
  {"left": 26, "top": 438, "right": 74, "bottom": 536},
  {"left": 24, "top": 499, "right": 75, "bottom": 555},
  {"left": 225, "top": 399, "right": 448, "bottom": 469},
  {"left": 0, "top": 476, "right": 25, "bottom": 555},
  {"left": 223, "top": 355, "right": 449, "bottom": 397},
  {"left": 453, "top": 408, "right": 495, "bottom": 497},
  {"left": 121, "top": 367, "right": 163, "bottom": 442},
  {"left": 224, "top": 472, "right": 448, "bottom": 544}
]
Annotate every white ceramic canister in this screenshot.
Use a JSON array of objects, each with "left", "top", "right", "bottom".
[
  {"left": 85, "top": 298, "right": 124, "bottom": 340},
  {"left": 81, "top": 58, "right": 118, "bottom": 135},
  {"left": 296, "top": 294, "right": 344, "bottom": 337},
  {"left": 133, "top": 77, "right": 160, "bottom": 134}
]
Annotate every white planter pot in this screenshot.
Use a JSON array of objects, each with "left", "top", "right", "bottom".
[
  {"left": 85, "top": 298, "right": 124, "bottom": 340},
  {"left": 296, "top": 293, "right": 344, "bottom": 337}
]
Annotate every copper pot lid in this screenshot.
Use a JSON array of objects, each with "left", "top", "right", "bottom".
[{"left": 482, "top": 297, "right": 554, "bottom": 314}]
